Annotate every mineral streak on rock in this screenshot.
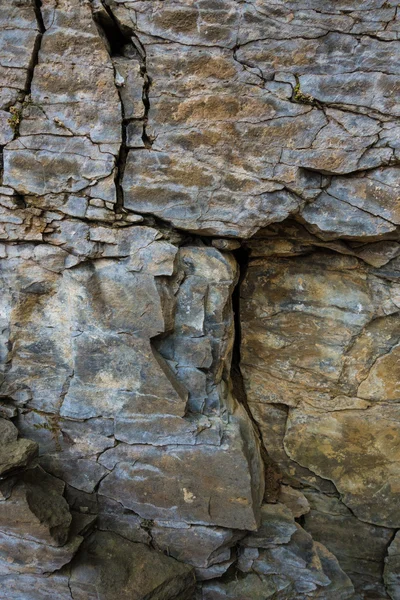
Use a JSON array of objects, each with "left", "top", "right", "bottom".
[{"left": 1, "top": 0, "right": 400, "bottom": 599}]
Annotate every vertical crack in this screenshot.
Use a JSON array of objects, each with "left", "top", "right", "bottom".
[
  {"left": 2, "top": 0, "right": 44, "bottom": 183},
  {"left": 90, "top": 1, "right": 153, "bottom": 214},
  {"left": 16, "top": 0, "right": 45, "bottom": 134},
  {"left": 231, "top": 247, "right": 282, "bottom": 503},
  {"left": 90, "top": 1, "right": 131, "bottom": 214}
]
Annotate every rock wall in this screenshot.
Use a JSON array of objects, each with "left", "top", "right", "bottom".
[{"left": 1, "top": 1, "right": 400, "bottom": 599}]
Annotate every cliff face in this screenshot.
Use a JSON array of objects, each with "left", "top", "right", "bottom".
[{"left": 1, "top": 1, "right": 400, "bottom": 599}]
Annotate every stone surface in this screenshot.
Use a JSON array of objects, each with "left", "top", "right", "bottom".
[
  {"left": 0, "top": 418, "right": 38, "bottom": 476},
  {"left": 69, "top": 531, "right": 196, "bottom": 600},
  {"left": 278, "top": 486, "right": 310, "bottom": 519},
  {"left": 304, "top": 490, "right": 395, "bottom": 598},
  {"left": 285, "top": 404, "right": 400, "bottom": 528},
  {"left": 236, "top": 503, "right": 354, "bottom": 599},
  {"left": 151, "top": 522, "right": 243, "bottom": 570},
  {"left": 385, "top": 532, "right": 400, "bottom": 600},
  {"left": 0, "top": 532, "right": 196, "bottom": 600},
  {"left": 2, "top": 0, "right": 400, "bottom": 598},
  {"left": 239, "top": 223, "right": 400, "bottom": 596},
  {"left": 0, "top": 455, "right": 84, "bottom": 578},
  {"left": 199, "top": 500, "right": 353, "bottom": 599},
  {"left": 99, "top": 409, "right": 263, "bottom": 530},
  {"left": 108, "top": 1, "right": 400, "bottom": 237},
  {"left": 0, "top": 466, "right": 72, "bottom": 546}
]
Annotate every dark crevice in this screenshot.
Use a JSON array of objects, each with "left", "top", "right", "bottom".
[
  {"left": 90, "top": 1, "right": 153, "bottom": 214},
  {"left": 91, "top": 3, "right": 134, "bottom": 57},
  {"left": 90, "top": 1, "right": 135, "bottom": 214},
  {"left": 32, "top": 0, "right": 45, "bottom": 35},
  {"left": 141, "top": 67, "right": 153, "bottom": 148},
  {"left": 22, "top": 0, "right": 45, "bottom": 112},
  {"left": 230, "top": 247, "right": 283, "bottom": 503}
]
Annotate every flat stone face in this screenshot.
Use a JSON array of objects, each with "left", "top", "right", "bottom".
[
  {"left": 150, "top": 523, "right": 242, "bottom": 570},
  {"left": 238, "top": 224, "right": 400, "bottom": 594},
  {"left": 302, "top": 168, "right": 400, "bottom": 239},
  {"left": 99, "top": 412, "right": 263, "bottom": 531},
  {"left": 0, "top": 218, "right": 264, "bottom": 581},
  {"left": 4, "top": 136, "right": 116, "bottom": 195},
  {"left": 0, "top": 533, "right": 196, "bottom": 600},
  {"left": 2, "top": 0, "right": 120, "bottom": 202},
  {"left": 0, "top": 573, "right": 73, "bottom": 600},
  {"left": 285, "top": 405, "right": 400, "bottom": 528}
]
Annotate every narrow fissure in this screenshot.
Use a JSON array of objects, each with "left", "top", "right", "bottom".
[
  {"left": 90, "top": 1, "right": 153, "bottom": 213},
  {"left": 20, "top": 0, "right": 45, "bottom": 123},
  {"left": 231, "top": 247, "right": 283, "bottom": 503},
  {"left": 90, "top": 1, "right": 136, "bottom": 214}
]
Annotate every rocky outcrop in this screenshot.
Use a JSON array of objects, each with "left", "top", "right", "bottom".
[
  {"left": 240, "top": 223, "right": 400, "bottom": 597},
  {"left": 1, "top": 0, "right": 400, "bottom": 599}
]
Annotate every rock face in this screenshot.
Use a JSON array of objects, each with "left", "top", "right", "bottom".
[{"left": 1, "top": 0, "right": 400, "bottom": 599}]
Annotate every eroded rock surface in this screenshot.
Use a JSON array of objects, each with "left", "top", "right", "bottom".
[{"left": 2, "top": 0, "right": 400, "bottom": 599}]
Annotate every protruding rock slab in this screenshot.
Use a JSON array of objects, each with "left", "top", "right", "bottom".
[
  {"left": 0, "top": 466, "right": 71, "bottom": 546},
  {"left": 0, "top": 418, "right": 38, "bottom": 476},
  {"left": 237, "top": 503, "right": 354, "bottom": 599},
  {"left": 0, "top": 532, "right": 195, "bottom": 600},
  {"left": 99, "top": 412, "right": 263, "bottom": 531},
  {"left": 304, "top": 490, "right": 395, "bottom": 598},
  {"left": 0, "top": 465, "right": 83, "bottom": 576},
  {"left": 200, "top": 502, "right": 353, "bottom": 599},
  {"left": 241, "top": 240, "right": 400, "bottom": 527},
  {"left": 69, "top": 531, "right": 195, "bottom": 600}
]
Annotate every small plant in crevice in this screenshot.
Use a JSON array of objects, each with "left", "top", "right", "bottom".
[
  {"left": 8, "top": 106, "right": 22, "bottom": 134},
  {"left": 292, "top": 75, "right": 317, "bottom": 106},
  {"left": 141, "top": 518, "right": 154, "bottom": 530},
  {"left": 293, "top": 81, "right": 315, "bottom": 105}
]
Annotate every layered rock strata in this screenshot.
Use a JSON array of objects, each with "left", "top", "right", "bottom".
[{"left": 1, "top": 0, "right": 400, "bottom": 599}]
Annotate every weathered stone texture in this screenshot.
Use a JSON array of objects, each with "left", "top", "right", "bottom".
[
  {"left": 241, "top": 222, "right": 400, "bottom": 597},
  {"left": 2, "top": 0, "right": 400, "bottom": 599}
]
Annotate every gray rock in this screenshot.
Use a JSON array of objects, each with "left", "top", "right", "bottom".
[
  {"left": 0, "top": 418, "right": 38, "bottom": 476},
  {"left": 0, "top": 530, "right": 83, "bottom": 575},
  {"left": 201, "top": 573, "right": 294, "bottom": 600},
  {"left": 4, "top": 136, "right": 115, "bottom": 195},
  {"left": 304, "top": 490, "right": 395, "bottom": 596},
  {"left": 278, "top": 486, "right": 310, "bottom": 519},
  {"left": 69, "top": 531, "right": 195, "bottom": 600},
  {"left": 240, "top": 503, "right": 297, "bottom": 548},
  {"left": 0, "top": 466, "right": 71, "bottom": 546},
  {"left": 97, "top": 496, "right": 150, "bottom": 545},
  {"left": 384, "top": 532, "right": 400, "bottom": 600},
  {"left": 239, "top": 524, "right": 353, "bottom": 597},
  {"left": 151, "top": 522, "right": 243, "bottom": 568},
  {"left": 2, "top": 0, "right": 400, "bottom": 596},
  {"left": 0, "top": 532, "right": 195, "bottom": 600},
  {"left": 99, "top": 410, "right": 263, "bottom": 530}
]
